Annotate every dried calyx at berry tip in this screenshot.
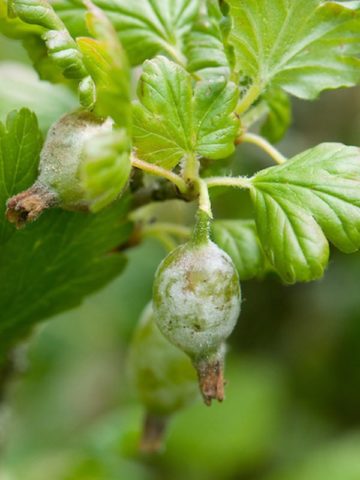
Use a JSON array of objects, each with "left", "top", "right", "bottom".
[
  {"left": 6, "top": 110, "right": 113, "bottom": 228},
  {"left": 6, "top": 184, "right": 57, "bottom": 228},
  {"left": 153, "top": 209, "right": 241, "bottom": 405},
  {"left": 129, "top": 303, "right": 198, "bottom": 453}
]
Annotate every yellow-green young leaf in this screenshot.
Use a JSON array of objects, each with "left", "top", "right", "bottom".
[
  {"left": 77, "top": 2, "right": 131, "bottom": 128},
  {"left": 184, "top": 0, "right": 230, "bottom": 80},
  {"left": 81, "top": 129, "right": 131, "bottom": 213},
  {"left": 250, "top": 143, "right": 360, "bottom": 283},
  {"left": 133, "top": 56, "right": 239, "bottom": 169},
  {"left": 51, "top": 0, "right": 200, "bottom": 66},
  {"left": 76, "top": 4, "right": 132, "bottom": 211},
  {"left": 0, "top": 109, "right": 42, "bottom": 245},
  {"left": 227, "top": 0, "right": 360, "bottom": 100},
  {"left": 212, "top": 220, "right": 270, "bottom": 280}
]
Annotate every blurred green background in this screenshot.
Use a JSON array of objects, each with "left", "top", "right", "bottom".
[{"left": 1, "top": 33, "right": 360, "bottom": 480}]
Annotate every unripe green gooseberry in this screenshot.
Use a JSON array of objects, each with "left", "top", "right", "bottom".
[
  {"left": 6, "top": 110, "right": 112, "bottom": 227},
  {"left": 129, "top": 302, "right": 198, "bottom": 452},
  {"left": 152, "top": 210, "right": 241, "bottom": 405}
]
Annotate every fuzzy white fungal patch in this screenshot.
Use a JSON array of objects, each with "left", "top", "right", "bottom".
[{"left": 38, "top": 111, "right": 113, "bottom": 205}]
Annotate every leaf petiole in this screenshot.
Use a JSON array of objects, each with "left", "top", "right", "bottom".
[
  {"left": 205, "top": 176, "right": 252, "bottom": 190},
  {"left": 131, "top": 155, "right": 188, "bottom": 194},
  {"left": 236, "top": 82, "right": 262, "bottom": 116},
  {"left": 239, "top": 132, "right": 287, "bottom": 165},
  {"left": 183, "top": 152, "right": 200, "bottom": 183}
]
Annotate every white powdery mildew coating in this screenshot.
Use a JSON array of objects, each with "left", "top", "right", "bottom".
[
  {"left": 154, "top": 241, "right": 241, "bottom": 358},
  {"left": 38, "top": 112, "right": 113, "bottom": 205}
]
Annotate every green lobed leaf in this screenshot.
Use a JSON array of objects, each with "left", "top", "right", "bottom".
[
  {"left": 184, "top": 0, "right": 230, "bottom": 80},
  {"left": 51, "top": 0, "right": 200, "bottom": 66},
  {"left": 212, "top": 219, "right": 270, "bottom": 280},
  {"left": 250, "top": 143, "right": 360, "bottom": 283},
  {"left": 260, "top": 88, "right": 292, "bottom": 144},
  {"left": 133, "top": 56, "right": 192, "bottom": 169},
  {"left": 193, "top": 75, "right": 239, "bottom": 159},
  {"left": 0, "top": 110, "right": 132, "bottom": 360},
  {"left": 76, "top": 4, "right": 133, "bottom": 212},
  {"left": 227, "top": 0, "right": 360, "bottom": 101},
  {"left": 81, "top": 129, "right": 131, "bottom": 213},
  {"left": 132, "top": 56, "right": 239, "bottom": 169},
  {"left": 77, "top": 1, "right": 131, "bottom": 128},
  {"left": 0, "top": 109, "right": 43, "bottom": 245}
]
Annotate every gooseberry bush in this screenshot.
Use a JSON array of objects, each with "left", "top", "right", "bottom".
[{"left": 1, "top": 0, "right": 360, "bottom": 452}]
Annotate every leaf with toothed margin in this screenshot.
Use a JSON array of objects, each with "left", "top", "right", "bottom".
[
  {"left": 226, "top": 0, "right": 360, "bottom": 100},
  {"left": 132, "top": 56, "right": 239, "bottom": 170},
  {"left": 250, "top": 143, "right": 360, "bottom": 283},
  {"left": 77, "top": 1, "right": 131, "bottom": 128}
]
